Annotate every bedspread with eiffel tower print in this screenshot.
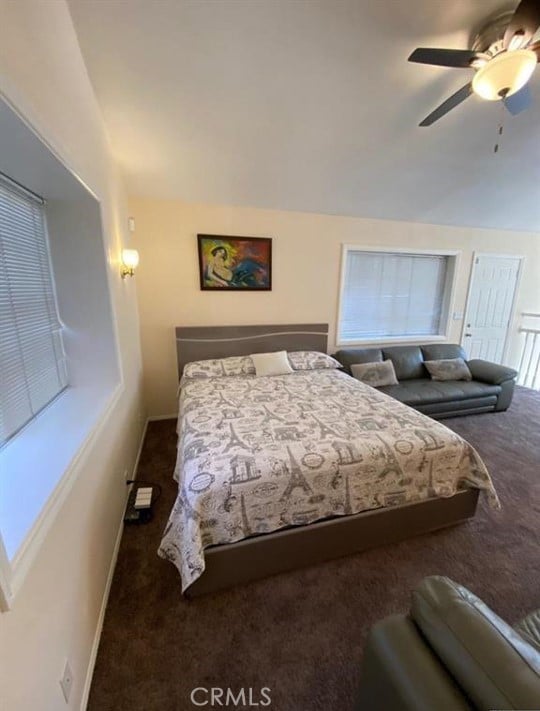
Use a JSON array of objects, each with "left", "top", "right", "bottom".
[{"left": 158, "top": 369, "right": 499, "bottom": 591}]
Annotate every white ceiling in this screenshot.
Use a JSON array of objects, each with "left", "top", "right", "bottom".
[{"left": 68, "top": 0, "right": 540, "bottom": 232}]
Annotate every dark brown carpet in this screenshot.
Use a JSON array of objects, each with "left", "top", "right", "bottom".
[{"left": 88, "top": 387, "right": 540, "bottom": 711}]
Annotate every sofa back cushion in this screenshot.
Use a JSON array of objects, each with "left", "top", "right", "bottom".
[
  {"left": 411, "top": 576, "right": 540, "bottom": 711},
  {"left": 382, "top": 346, "right": 425, "bottom": 380},
  {"left": 422, "top": 344, "right": 467, "bottom": 361},
  {"left": 333, "top": 348, "right": 383, "bottom": 374}
]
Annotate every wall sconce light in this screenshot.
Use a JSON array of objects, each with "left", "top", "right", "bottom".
[{"left": 121, "top": 248, "right": 139, "bottom": 279}]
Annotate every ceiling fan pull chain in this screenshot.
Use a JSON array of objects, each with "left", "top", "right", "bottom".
[
  {"left": 494, "top": 124, "right": 503, "bottom": 153},
  {"left": 494, "top": 98, "right": 506, "bottom": 153}
]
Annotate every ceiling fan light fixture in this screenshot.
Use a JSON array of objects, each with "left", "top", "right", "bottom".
[{"left": 472, "top": 49, "right": 537, "bottom": 100}]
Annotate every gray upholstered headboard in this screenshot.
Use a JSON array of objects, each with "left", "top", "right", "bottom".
[{"left": 175, "top": 324, "right": 328, "bottom": 378}]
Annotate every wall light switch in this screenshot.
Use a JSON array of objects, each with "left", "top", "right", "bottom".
[
  {"left": 453, "top": 311, "right": 463, "bottom": 320},
  {"left": 60, "top": 660, "right": 73, "bottom": 703}
]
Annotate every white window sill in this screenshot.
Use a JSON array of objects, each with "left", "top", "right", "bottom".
[
  {"left": 0, "top": 381, "right": 121, "bottom": 604},
  {"left": 336, "top": 335, "right": 449, "bottom": 348}
]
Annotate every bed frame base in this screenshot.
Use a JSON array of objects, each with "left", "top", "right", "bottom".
[{"left": 185, "top": 489, "right": 479, "bottom": 597}]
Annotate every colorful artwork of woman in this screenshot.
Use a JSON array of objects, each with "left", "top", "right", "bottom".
[{"left": 198, "top": 235, "right": 272, "bottom": 291}]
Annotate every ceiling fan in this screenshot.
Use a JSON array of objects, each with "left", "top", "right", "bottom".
[{"left": 409, "top": 0, "right": 540, "bottom": 126}]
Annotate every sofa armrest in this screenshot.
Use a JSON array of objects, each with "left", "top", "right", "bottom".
[
  {"left": 357, "top": 614, "right": 472, "bottom": 711},
  {"left": 412, "top": 576, "right": 540, "bottom": 711},
  {"left": 467, "top": 359, "right": 518, "bottom": 385}
]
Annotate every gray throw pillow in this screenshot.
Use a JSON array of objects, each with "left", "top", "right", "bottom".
[
  {"left": 425, "top": 357, "right": 472, "bottom": 382},
  {"left": 351, "top": 360, "right": 398, "bottom": 387}
]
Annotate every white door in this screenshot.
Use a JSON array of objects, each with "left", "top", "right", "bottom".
[{"left": 462, "top": 254, "right": 521, "bottom": 362}]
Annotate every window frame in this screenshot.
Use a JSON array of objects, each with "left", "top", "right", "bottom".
[
  {"left": 0, "top": 96, "right": 125, "bottom": 610},
  {"left": 336, "top": 245, "right": 460, "bottom": 347}
]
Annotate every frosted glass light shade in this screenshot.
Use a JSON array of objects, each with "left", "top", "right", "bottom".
[
  {"left": 121, "top": 248, "right": 139, "bottom": 278},
  {"left": 122, "top": 248, "right": 139, "bottom": 269},
  {"left": 472, "top": 49, "right": 537, "bottom": 101}
]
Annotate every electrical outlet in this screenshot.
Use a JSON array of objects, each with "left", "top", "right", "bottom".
[
  {"left": 60, "top": 660, "right": 73, "bottom": 703},
  {"left": 123, "top": 468, "right": 129, "bottom": 482}
]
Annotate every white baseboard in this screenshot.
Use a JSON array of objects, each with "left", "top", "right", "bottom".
[
  {"left": 132, "top": 418, "right": 148, "bottom": 478},
  {"left": 147, "top": 413, "right": 177, "bottom": 421},
  {"left": 79, "top": 512, "right": 124, "bottom": 711},
  {"left": 80, "top": 418, "right": 148, "bottom": 710}
]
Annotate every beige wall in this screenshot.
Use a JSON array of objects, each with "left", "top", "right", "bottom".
[
  {"left": 0, "top": 2, "right": 143, "bottom": 710},
  {"left": 131, "top": 198, "right": 540, "bottom": 417}
]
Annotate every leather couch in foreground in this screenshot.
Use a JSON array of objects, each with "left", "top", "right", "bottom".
[
  {"left": 335, "top": 343, "right": 518, "bottom": 418},
  {"left": 358, "top": 576, "right": 540, "bottom": 711}
]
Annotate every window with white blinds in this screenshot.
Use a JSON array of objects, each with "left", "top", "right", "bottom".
[
  {"left": 0, "top": 175, "right": 68, "bottom": 446},
  {"left": 338, "top": 249, "right": 453, "bottom": 343}
]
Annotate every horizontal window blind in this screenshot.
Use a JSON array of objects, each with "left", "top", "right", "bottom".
[
  {"left": 0, "top": 175, "right": 68, "bottom": 446},
  {"left": 339, "top": 250, "right": 448, "bottom": 342}
]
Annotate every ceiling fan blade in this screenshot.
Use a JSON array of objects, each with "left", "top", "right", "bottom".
[
  {"left": 408, "top": 47, "right": 477, "bottom": 68},
  {"left": 504, "top": 0, "right": 540, "bottom": 49},
  {"left": 505, "top": 84, "right": 534, "bottom": 114},
  {"left": 419, "top": 82, "right": 473, "bottom": 126},
  {"left": 529, "top": 39, "right": 540, "bottom": 59}
]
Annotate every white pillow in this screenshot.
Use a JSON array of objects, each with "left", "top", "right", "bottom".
[{"left": 251, "top": 350, "right": 294, "bottom": 377}]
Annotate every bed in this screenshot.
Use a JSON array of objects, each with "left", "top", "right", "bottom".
[{"left": 158, "top": 324, "right": 498, "bottom": 596}]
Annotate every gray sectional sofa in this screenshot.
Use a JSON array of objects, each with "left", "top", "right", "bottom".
[
  {"left": 358, "top": 576, "right": 540, "bottom": 711},
  {"left": 334, "top": 343, "right": 518, "bottom": 418}
]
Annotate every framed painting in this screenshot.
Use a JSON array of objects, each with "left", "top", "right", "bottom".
[{"left": 197, "top": 234, "right": 272, "bottom": 291}]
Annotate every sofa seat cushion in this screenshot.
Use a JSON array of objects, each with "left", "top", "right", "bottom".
[
  {"left": 417, "top": 396, "right": 498, "bottom": 417},
  {"left": 515, "top": 610, "right": 540, "bottom": 653},
  {"left": 378, "top": 378, "right": 501, "bottom": 405}
]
